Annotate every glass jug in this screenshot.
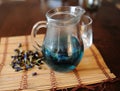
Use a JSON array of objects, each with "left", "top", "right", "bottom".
[{"left": 31, "top": 6, "right": 85, "bottom": 72}]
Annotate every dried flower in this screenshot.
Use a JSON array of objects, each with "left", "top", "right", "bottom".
[
  {"left": 32, "top": 72, "right": 38, "bottom": 76},
  {"left": 11, "top": 43, "right": 44, "bottom": 71}
]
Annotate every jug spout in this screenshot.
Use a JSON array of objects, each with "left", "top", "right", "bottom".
[{"left": 75, "top": 6, "right": 86, "bottom": 19}]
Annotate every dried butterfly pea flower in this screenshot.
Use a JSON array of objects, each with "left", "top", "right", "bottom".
[
  {"left": 11, "top": 43, "right": 44, "bottom": 72},
  {"left": 32, "top": 72, "right": 38, "bottom": 76}
]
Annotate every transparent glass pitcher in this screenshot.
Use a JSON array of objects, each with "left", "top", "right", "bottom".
[{"left": 31, "top": 6, "right": 85, "bottom": 72}]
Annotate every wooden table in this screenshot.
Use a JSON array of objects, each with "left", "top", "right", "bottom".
[{"left": 0, "top": 0, "right": 120, "bottom": 90}]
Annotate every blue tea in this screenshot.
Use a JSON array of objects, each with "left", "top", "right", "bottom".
[{"left": 42, "top": 36, "right": 84, "bottom": 72}]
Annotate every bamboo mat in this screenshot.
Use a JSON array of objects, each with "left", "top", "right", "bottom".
[{"left": 0, "top": 35, "right": 116, "bottom": 91}]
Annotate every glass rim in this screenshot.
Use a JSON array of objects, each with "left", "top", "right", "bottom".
[{"left": 46, "top": 6, "right": 85, "bottom": 22}]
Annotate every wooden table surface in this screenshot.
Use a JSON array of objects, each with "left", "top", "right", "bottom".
[{"left": 0, "top": 0, "right": 120, "bottom": 91}]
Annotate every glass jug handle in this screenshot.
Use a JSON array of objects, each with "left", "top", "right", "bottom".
[{"left": 31, "top": 21, "right": 46, "bottom": 52}]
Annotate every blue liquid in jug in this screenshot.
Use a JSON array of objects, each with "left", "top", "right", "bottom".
[{"left": 42, "top": 36, "right": 84, "bottom": 72}]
